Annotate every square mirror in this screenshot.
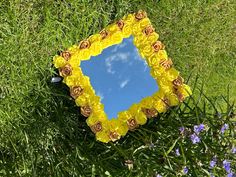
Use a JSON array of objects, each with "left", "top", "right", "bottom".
[{"left": 53, "top": 10, "right": 191, "bottom": 143}]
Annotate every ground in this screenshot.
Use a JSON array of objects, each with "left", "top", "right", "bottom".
[{"left": 0, "top": 0, "right": 235, "bottom": 176}]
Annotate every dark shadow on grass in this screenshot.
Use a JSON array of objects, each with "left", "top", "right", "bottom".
[
  {"left": 10, "top": 71, "right": 177, "bottom": 176},
  {"left": 2, "top": 70, "right": 234, "bottom": 176}
]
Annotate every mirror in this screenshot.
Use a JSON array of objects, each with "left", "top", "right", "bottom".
[{"left": 80, "top": 36, "right": 159, "bottom": 119}]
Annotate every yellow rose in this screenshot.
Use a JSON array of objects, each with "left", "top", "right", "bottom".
[
  {"left": 96, "top": 129, "right": 110, "bottom": 143},
  {"left": 109, "top": 119, "right": 128, "bottom": 136},
  {"left": 153, "top": 99, "right": 167, "bottom": 113},
  {"left": 178, "top": 84, "right": 192, "bottom": 98},
  {"left": 121, "top": 24, "right": 132, "bottom": 38},
  {"left": 156, "top": 50, "right": 168, "bottom": 60},
  {"left": 166, "top": 68, "right": 180, "bottom": 81},
  {"left": 167, "top": 93, "right": 179, "bottom": 106},
  {"left": 140, "top": 45, "right": 153, "bottom": 58},
  {"left": 128, "top": 104, "right": 147, "bottom": 125},
  {"left": 140, "top": 96, "right": 153, "bottom": 108},
  {"left": 53, "top": 55, "right": 67, "bottom": 68},
  {"left": 150, "top": 67, "right": 165, "bottom": 78},
  {"left": 147, "top": 32, "right": 159, "bottom": 44},
  {"left": 123, "top": 14, "right": 135, "bottom": 26},
  {"left": 68, "top": 45, "right": 80, "bottom": 54},
  {"left": 89, "top": 42, "right": 102, "bottom": 57},
  {"left": 69, "top": 54, "right": 81, "bottom": 67},
  {"left": 117, "top": 111, "right": 131, "bottom": 123},
  {"left": 86, "top": 111, "right": 108, "bottom": 126}
]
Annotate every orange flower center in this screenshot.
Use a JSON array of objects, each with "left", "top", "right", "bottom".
[
  {"left": 143, "top": 25, "right": 155, "bottom": 36},
  {"left": 100, "top": 29, "right": 109, "bottom": 39},
  {"left": 91, "top": 121, "right": 103, "bottom": 133},
  {"left": 152, "top": 41, "right": 164, "bottom": 52},
  {"left": 79, "top": 40, "right": 90, "bottom": 49},
  {"left": 80, "top": 105, "right": 92, "bottom": 117},
  {"left": 159, "top": 58, "right": 173, "bottom": 70},
  {"left": 173, "top": 76, "right": 184, "bottom": 87},
  {"left": 162, "top": 97, "right": 170, "bottom": 108},
  {"left": 135, "top": 10, "right": 147, "bottom": 20},
  {"left": 117, "top": 20, "right": 124, "bottom": 30},
  {"left": 175, "top": 91, "right": 184, "bottom": 102},
  {"left": 109, "top": 131, "right": 120, "bottom": 141},
  {"left": 60, "top": 51, "right": 71, "bottom": 61},
  {"left": 70, "top": 86, "right": 83, "bottom": 99},
  {"left": 127, "top": 118, "right": 138, "bottom": 130},
  {"left": 141, "top": 108, "right": 158, "bottom": 118},
  {"left": 59, "top": 64, "right": 72, "bottom": 77}
]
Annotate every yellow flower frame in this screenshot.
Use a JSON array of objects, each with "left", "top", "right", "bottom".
[{"left": 53, "top": 10, "right": 192, "bottom": 143}]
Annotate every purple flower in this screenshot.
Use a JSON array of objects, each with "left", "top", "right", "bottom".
[
  {"left": 227, "top": 172, "right": 235, "bottom": 177},
  {"left": 183, "top": 166, "right": 188, "bottom": 174},
  {"left": 156, "top": 175, "right": 162, "bottom": 177},
  {"left": 210, "top": 160, "right": 216, "bottom": 168},
  {"left": 221, "top": 123, "right": 229, "bottom": 134},
  {"left": 232, "top": 147, "right": 236, "bottom": 154},
  {"left": 223, "top": 160, "right": 231, "bottom": 173},
  {"left": 175, "top": 148, "right": 180, "bottom": 156},
  {"left": 194, "top": 124, "right": 205, "bottom": 134},
  {"left": 210, "top": 156, "right": 217, "bottom": 168},
  {"left": 190, "top": 133, "right": 200, "bottom": 144},
  {"left": 179, "top": 127, "right": 185, "bottom": 134}
]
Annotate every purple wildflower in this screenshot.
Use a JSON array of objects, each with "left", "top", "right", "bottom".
[
  {"left": 179, "top": 127, "right": 185, "bottom": 134},
  {"left": 190, "top": 133, "right": 200, "bottom": 144},
  {"left": 221, "top": 123, "right": 229, "bottom": 134},
  {"left": 223, "top": 160, "right": 231, "bottom": 173},
  {"left": 227, "top": 172, "right": 235, "bottom": 177},
  {"left": 210, "top": 156, "right": 217, "bottom": 168},
  {"left": 232, "top": 147, "right": 236, "bottom": 154},
  {"left": 210, "top": 159, "right": 216, "bottom": 168},
  {"left": 175, "top": 148, "right": 180, "bottom": 156},
  {"left": 194, "top": 124, "right": 205, "bottom": 134},
  {"left": 156, "top": 175, "right": 162, "bottom": 177},
  {"left": 183, "top": 166, "right": 188, "bottom": 174}
]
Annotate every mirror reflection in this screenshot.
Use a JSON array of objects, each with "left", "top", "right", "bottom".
[{"left": 80, "top": 36, "right": 159, "bottom": 119}]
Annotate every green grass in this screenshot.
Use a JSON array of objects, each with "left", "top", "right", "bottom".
[{"left": 0, "top": 0, "right": 235, "bottom": 176}]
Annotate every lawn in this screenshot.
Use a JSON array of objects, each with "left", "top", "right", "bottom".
[{"left": 0, "top": 0, "right": 235, "bottom": 176}]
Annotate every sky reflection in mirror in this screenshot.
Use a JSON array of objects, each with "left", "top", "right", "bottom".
[{"left": 80, "top": 36, "right": 158, "bottom": 119}]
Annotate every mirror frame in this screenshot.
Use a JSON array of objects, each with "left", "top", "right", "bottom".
[{"left": 53, "top": 10, "right": 192, "bottom": 143}]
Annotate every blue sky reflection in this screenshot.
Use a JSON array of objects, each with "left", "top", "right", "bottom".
[{"left": 80, "top": 36, "right": 158, "bottom": 119}]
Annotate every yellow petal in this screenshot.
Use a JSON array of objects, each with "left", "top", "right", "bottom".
[
  {"left": 135, "top": 111, "right": 147, "bottom": 125},
  {"left": 122, "top": 25, "right": 132, "bottom": 38},
  {"left": 86, "top": 112, "right": 108, "bottom": 126},
  {"left": 147, "top": 32, "right": 159, "bottom": 44},
  {"left": 68, "top": 45, "right": 80, "bottom": 54},
  {"left": 140, "top": 45, "right": 153, "bottom": 58},
  {"left": 53, "top": 56, "right": 66, "bottom": 68},
  {"left": 116, "top": 122, "right": 129, "bottom": 136},
  {"left": 153, "top": 99, "right": 167, "bottom": 113},
  {"left": 156, "top": 50, "right": 168, "bottom": 60},
  {"left": 96, "top": 130, "right": 110, "bottom": 143},
  {"left": 168, "top": 94, "right": 179, "bottom": 106},
  {"left": 89, "top": 42, "right": 102, "bottom": 56},
  {"left": 117, "top": 111, "right": 131, "bottom": 123},
  {"left": 69, "top": 55, "right": 81, "bottom": 67},
  {"left": 89, "top": 34, "right": 101, "bottom": 43},
  {"left": 166, "top": 68, "right": 179, "bottom": 81},
  {"left": 122, "top": 14, "right": 135, "bottom": 26},
  {"left": 140, "top": 96, "right": 153, "bottom": 108},
  {"left": 178, "top": 84, "right": 192, "bottom": 98}
]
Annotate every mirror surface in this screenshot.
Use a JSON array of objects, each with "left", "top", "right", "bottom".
[{"left": 80, "top": 36, "right": 158, "bottom": 119}]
